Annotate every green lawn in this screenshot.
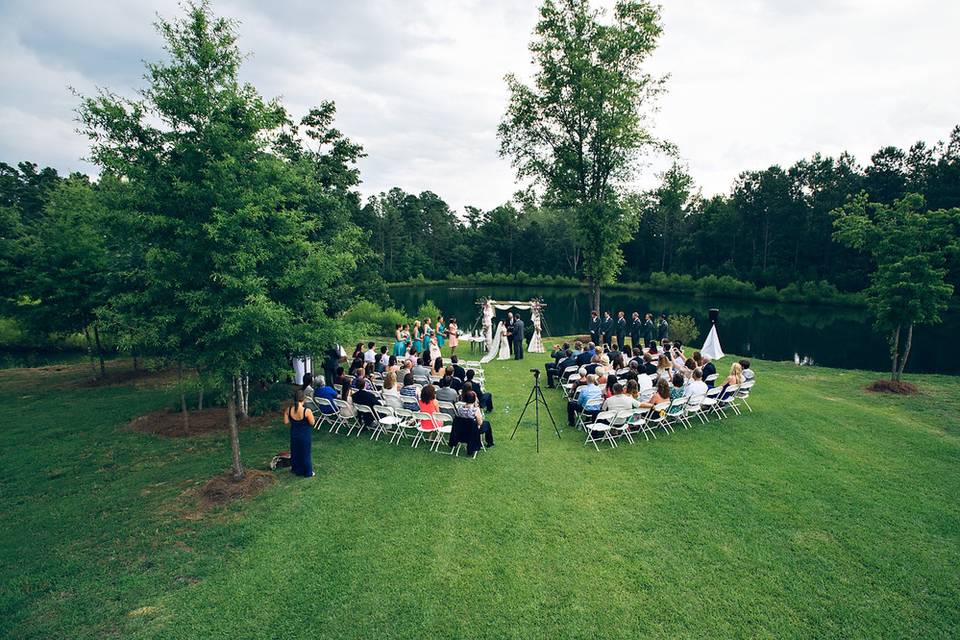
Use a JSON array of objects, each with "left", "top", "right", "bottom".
[{"left": 1, "top": 348, "right": 959, "bottom": 639}]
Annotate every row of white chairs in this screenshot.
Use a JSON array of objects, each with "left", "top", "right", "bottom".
[
  {"left": 304, "top": 391, "right": 486, "bottom": 458},
  {"left": 575, "top": 380, "right": 756, "bottom": 450}
]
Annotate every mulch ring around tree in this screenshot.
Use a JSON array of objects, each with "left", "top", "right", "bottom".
[
  {"left": 128, "top": 407, "right": 275, "bottom": 437},
  {"left": 197, "top": 470, "right": 276, "bottom": 511},
  {"left": 866, "top": 379, "right": 919, "bottom": 395}
]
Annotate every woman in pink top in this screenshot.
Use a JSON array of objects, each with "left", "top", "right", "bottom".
[{"left": 418, "top": 384, "right": 440, "bottom": 430}]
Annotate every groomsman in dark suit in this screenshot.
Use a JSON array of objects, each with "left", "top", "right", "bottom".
[
  {"left": 512, "top": 317, "right": 525, "bottom": 360},
  {"left": 506, "top": 312, "right": 515, "bottom": 356},
  {"left": 630, "top": 312, "right": 642, "bottom": 351},
  {"left": 588, "top": 310, "right": 600, "bottom": 345},
  {"left": 615, "top": 310, "right": 627, "bottom": 349},
  {"left": 643, "top": 313, "right": 655, "bottom": 348},
  {"left": 600, "top": 311, "right": 613, "bottom": 347}
]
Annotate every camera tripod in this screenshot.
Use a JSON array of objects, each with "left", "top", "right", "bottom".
[{"left": 510, "top": 369, "right": 561, "bottom": 452}]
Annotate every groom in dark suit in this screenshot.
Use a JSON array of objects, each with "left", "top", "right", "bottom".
[
  {"left": 506, "top": 312, "right": 515, "bottom": 356},
  {"left": 512, "top": 317, "right": 524, "bottom": 360}
]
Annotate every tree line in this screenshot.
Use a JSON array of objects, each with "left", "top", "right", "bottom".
[{"left": 355, "top": 127, "right": 960, "bottom": 294}]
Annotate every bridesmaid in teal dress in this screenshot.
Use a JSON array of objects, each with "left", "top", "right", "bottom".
[
  {"left": 436, "top": 315, "right": 446, "bottom": 348},
  {"left": 412, "top": 320, "right": 423, "bottom": 354}
]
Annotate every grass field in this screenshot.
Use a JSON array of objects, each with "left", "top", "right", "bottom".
[{"left": 1, "top": 347, "right": 959, "bottom": 639}]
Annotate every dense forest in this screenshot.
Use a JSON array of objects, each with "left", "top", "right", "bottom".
[{"left": 358, "top": 126, "right": 960, "bottom": 291}]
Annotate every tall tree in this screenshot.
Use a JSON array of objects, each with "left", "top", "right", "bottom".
[
  {"left": 498, "top": 0, "right": 668, "bottom": 309},
  {"left": 832, "top": 193, "right": 959, "bottom": 381},
  {"left": 78, "top": 1, "right": 363, "bottom": 479}
]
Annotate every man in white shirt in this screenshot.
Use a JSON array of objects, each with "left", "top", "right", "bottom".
[
  {"left": 363, "top": 341, "right": 376, "bottom": 365},
  {"left": 685, "top": 368, "right": 708, "bottom": 397},
  {"left": 602, "top": 383, "right": 641, "bottom": 411}
]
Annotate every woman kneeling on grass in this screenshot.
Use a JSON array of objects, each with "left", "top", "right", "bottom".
[{"left": 284, "top": 389, "right": 315, "bottom": 478}]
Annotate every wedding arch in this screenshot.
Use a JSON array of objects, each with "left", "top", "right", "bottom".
[{"left": 473, "top": 297, "right": 549, "bottom": 354}]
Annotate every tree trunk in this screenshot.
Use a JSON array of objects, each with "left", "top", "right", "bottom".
[
  {"left": 177, "top": 360, "right": 190, "bottom": 432},
  {"left": 587, "top": 276, "right": 600, "bottom": 312},
  {"left": 93, "top": 323, "right": 106, "bottom": 378},
  {"left": 228, "top": 377, "right": 244, "bottom": 481},
  {"left": 83, "top": 326, "right": 98, "bottom": 381},
  {"left": 197, "top": 387, "right": 204, "bottom": 411},
  {"left": 896, "top": 323, "right": 914, "bottom": 381},
  {"left": 890, "top": 326, "right": 900, "bottom": 381},
  {"left": 133, "top": 353, "right": 139, "bottom": 372}
]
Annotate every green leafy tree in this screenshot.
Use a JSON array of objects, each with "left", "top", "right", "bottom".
[
  {"left": 78, "top": 1, "right": 363, "bottom": 479},
  {"left": 498, "top": 0, "right": 668, "bottom": 310},
  {"left": 832, "top": 193, "right": 960, "bottom": 381},
  {"left": 15, "top": 177, "right": 111, "bottom": 378}
]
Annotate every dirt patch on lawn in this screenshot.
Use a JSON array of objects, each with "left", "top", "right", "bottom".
[
  {"left": 197, "top": 470, "right": 276, "bottom": 510},
  {"left": 866, "top": 379, "right": 919, "bottom": 395},
  {"left": 128, "top": 407, "right": 275, "bottom": 437}
]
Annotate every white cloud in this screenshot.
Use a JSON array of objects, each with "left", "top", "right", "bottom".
[{"left": 1, "top": 0, "right": 958, "bottom": 210}]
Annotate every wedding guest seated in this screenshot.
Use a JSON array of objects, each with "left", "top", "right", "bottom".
[
  {"left": 432, "top": 357, "right": 445, "bottom": 377},
  {"left": 739, "top": 359, "right": 755, "bottom": 381},
  {"left": 602, "top": 374, "right": 619, "bottom": 400},
  {"left": 450, "top": 355, "right": 466, "bottom": 381},
  {"left": 602, "top": 382, "right": 642, "bottom": 412},
  {"left": 444, "top": 366, "right": 463, "bottom": 391},
  {"left": 412, "top": 356, "right": 431, "bottom": 382},
  {"left": 352, "top": 342, "right": 364, "bottom": 360},
  {"left": 545, "top": 343, "right": 569, "bottom": 387},
  {"left": 456, "top": 390, "right": 495, "bottom": 448},
  {"left": 351, "top": 379, "right": 382, "bottom": 426},
  {"left": 386, "top": 355, "right": 401, "bottom": 375},
  {"left": 656, "top": 355, "right": 672, "bottom": 380},
  {"left": 381, "top": 372, "right": 405, "bottom": 409},
  {"left": 636, "top": 366, "right": 653, "bottom": 392},
  {"left": 642, "top": 353, "right": 657, "bottom": 376},
  {"left": 684, "top": 368, "right": 707, "bottom": 397},
  {"left": 313, "top": 375, "right": 338, "bottom": 412},
  {"left": 719, "top": 362, "right": 744, "bottom": 399},
  {"left": 548, "top": 349, "right": 575, "bottom": 388},
  {"left": 418, "top": 384, "right": 440, "bottom": 431},
  {"left": 611, "top": 352, "right": 626, "bottom": 372},
  {"left": 570, "top": 340, "right": 584, "bottom": 357},
  {"left": 640, "top": 378, "right": 671, "bottom": 409},
  {"left": 334, "top": 366, "right": 350, "bottom": 400},
  {"left": 364, "top": 341, "right": 376, "bottom": 365},
  {"left": 352, "top": 368, "right": 373, "bottom": 391},
  {"left": 436, "top": 376, "right": 459, "bottom": 404},
  {"left": 576, "top": 342, "right": 596, "bottom": 366},
  {"left": 670, "top": 372, "right": 685, "bottom": 401},
  {"left": 671, "top": 342, "right": 686, "bottom": 370},
  {"left": 701, "top": 356, "right": 717, "bottom": 387},
  {"left": 625, "top": 379, "right": 640, "bottom": 402},
  {"left": 348, "top": 357, "right": 363, "bottom": 377},
  {"left": 301, "top": 372, "right": 315, "bottom": 399},
  {"left": 682, "top": 357, "right": 697, "bottom": 379},
  {"left": 608, "top": 342, "right": 622, "bottom": 363},
  {"left": 692, "top": 350, "right": 702, "bottom": 368},
  {"left": 399, "top": 373, "right": 420, "bottom": 410},
  {"left": 620, "top": 361, "right": 639, "bottom": 383},
  {"left": 465, "top": 369, "right": 492, "bottom": 412},
  {"left": 567, "top": 374, "right": 603, "bottom": 426}
]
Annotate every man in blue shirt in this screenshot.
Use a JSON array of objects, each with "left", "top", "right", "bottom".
[
  {"left": 567, "top": 374, "right": 603, "bottom": 426},
  {"left": 313, "top": 375, "right": 338, "bottom": 414}
]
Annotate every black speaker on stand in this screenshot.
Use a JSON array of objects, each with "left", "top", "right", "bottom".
[{"left": 708, "top": 308, "right": 719, "bottom": 326}]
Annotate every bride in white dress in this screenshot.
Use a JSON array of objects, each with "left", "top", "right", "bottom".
[{"left": 481, "top": 320, "right": 512, "bottom": 363}]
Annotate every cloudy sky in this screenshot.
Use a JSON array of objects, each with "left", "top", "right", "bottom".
[{"left": 1, "top": 0, "right": 958, "bottom": 212}]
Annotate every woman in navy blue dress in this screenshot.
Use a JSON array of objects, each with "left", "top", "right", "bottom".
[{"left": 284, "top": 389, "right": 315, "bottom": 477}]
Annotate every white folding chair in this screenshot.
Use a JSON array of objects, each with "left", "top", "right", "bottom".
[
  {"left": 584, "top": 410, "right": 617, "bottom": 450},
  {"left": 735, "top": 379, "right": 755, "bottom": 412},
  {"left": 608, "top": 410, "right": 634, "bottom": 445},
  {"left": 700, "top": 386, "right": 722, "bottom": 421},
  {"left": 372, "top": 405, "right": 402, "bottom": 442},
  {"left": 412, "top": 412, "right": 442, "bottom": 449},
  {"left": 685, "top": 393, "right": 706, "bottom": 425},
  {"left": 312, "top": 397, "right": 337, "bottom": 430},
  {"left": 353, "top": 404, "right": 376, "bottom": 437},
  {"left": 666, "top": 396, "right": 690, "bottom": 429},
  {"left": 393, "top": 408, "right": 419, "bottom": 445},
  {"left": 718, "top": 384, "right": 741, "bottom": 417},
  {"left": 645, "top": 401, "right": 672, "bottom": 434}
]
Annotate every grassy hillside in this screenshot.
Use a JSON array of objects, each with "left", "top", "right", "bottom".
[{"left": 1, "top": 349, "right": 958, "bottom": 639}]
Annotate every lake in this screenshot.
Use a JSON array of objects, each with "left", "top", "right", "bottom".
[{"left": 389, "top": 284, "right": 959, "bottom": 374}]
